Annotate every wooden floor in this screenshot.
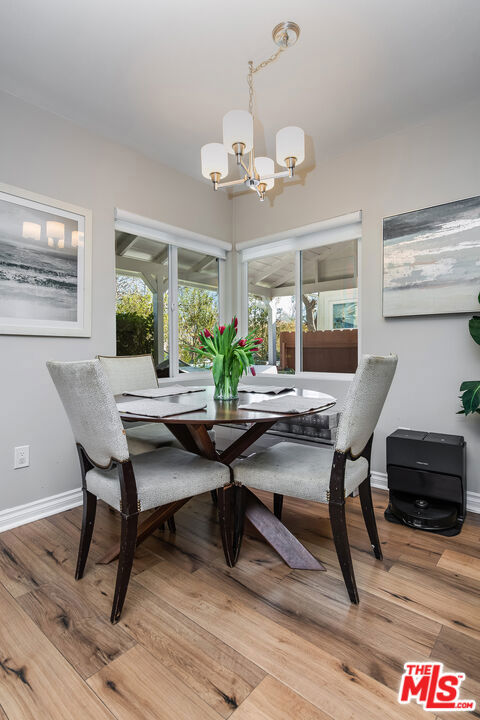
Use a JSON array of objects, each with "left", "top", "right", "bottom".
[{"left": 0, "top": 489, "right": 479, "bottom": 719}]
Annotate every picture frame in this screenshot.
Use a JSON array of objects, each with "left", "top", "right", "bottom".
[
  {"left": 0, "top": 183, "right": 92, "bottom": 336},
  {"left": 383, "top": 195, "right": 480, "bottom": 318},
  {"left": 330, "top": 300, "right": 357, "bottom": 329}
]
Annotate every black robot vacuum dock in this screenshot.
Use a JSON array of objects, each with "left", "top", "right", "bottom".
[{"left": 384, "top": 429, "right": 466, "bottom": 537}]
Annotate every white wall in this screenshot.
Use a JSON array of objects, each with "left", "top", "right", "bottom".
[
  {"left": 0, "top": 91, "right": 232, "bottom": 512},
  {"left": 234, "top": 99, "right": 480, "bottom": 494}
]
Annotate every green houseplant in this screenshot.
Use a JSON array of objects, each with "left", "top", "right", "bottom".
[
  {"left": 191, "top": 317, "right": 263, "bottom": 400},
  {"left": 459, "top": 292, "right": 480, "bottom": 415}
]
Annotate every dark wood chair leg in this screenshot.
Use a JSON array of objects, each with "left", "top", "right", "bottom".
[
  {"left": 233, "top": 485, "right": 246, "bottom": 565},
  {"left": 273, "top": 493, "right": 283, "bottom": 520},
  {"left": 210, "top": 489, "right": 218, "bottom": 505},
  {"left": 217, "top": 485, "right": 234, "bottom": 567},
  {"left": 110, "top": 513, "right": 138, "bottom": 624},
  {"left": 358, "top": 477, "right": 382, "bottom": 560},
  {"left": 167, "top": 516, "right": 176, "bottom": 533},
  {"left": 217, "top": 485, "right": 245, "bottom": 567},
  {"left": 75, "top": 490, "right": 97, "bottom": 580},
  {"left": 329, "top": 500, "right": 359, "bottom": 604}
]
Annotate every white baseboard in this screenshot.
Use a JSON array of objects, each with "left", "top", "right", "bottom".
[
  {"left": 371, "top": 471, "right": 480, "bottom": 514},
  {"left": 0, "top": 487, "right": 83, "bottom": 533}
]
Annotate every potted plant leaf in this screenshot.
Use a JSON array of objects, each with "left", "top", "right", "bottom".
[{"left": 459, "top": 292, "right": 480, "bottom": 415}]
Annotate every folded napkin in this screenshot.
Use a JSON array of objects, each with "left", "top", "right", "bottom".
[
  {"left": 122, "top": 384, "right": 205, "bottom": 398},
  {"left": 238, "top": 393, "right": 336, "bottom": 414},
  {"left": 237, "top": 384, "right": 293, "bottom": 394},
  {"left": 116, "top": 399, "right": 207, "bottom": 418}
]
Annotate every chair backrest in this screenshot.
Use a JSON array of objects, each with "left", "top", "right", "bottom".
[
  {"left": 98, "top": 354, "right": 158, "bottom": 395},
  {"left": 252, "top": 365, "right": 278, "bottom": 375},
  {"left": 47, "top": 359, "right": 129, "bottom": 467},
  {"left": 335, "top": 354, "right": 398, "bottom": 457}
]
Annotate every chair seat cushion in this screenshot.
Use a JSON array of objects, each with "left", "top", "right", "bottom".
[
  {"left": 234, "top": 441, "right": 368, "bottom": 503},
  {"left": 86, "top": 446, "right": 229, "bottom": 512},
  {"left": 125, "top": 423, "right": 215, "bottom": 455}
]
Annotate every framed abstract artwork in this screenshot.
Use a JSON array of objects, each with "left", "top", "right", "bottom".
[
  {"left": 331, "top": 301, "right": 357, "bottom": 329},
  {"left": 383, "top": 195, "right": 480, "bottom": 317},
  {"left": 0, "top": 184, "right": 92, "bottom": 336}
]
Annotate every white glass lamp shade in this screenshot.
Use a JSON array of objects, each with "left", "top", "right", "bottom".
[
  {"left": 22, "top": 221, "right": 41, "bottom": 241},
  {"left": 201, "top": 143, "right": 228, "bottom": 180},
  {"left": 255, "top": 156, "right": 275, "bottom": 191},
  {"left": 276, "top": 126, "right": 305, "bottom": 167},
  {"left": 223, "top": 110, "right": 253, "bottom": 155}
]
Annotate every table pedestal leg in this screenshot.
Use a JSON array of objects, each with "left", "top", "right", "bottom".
[{"left": 244, "top": 489, "right": 325, "bottom": 571}]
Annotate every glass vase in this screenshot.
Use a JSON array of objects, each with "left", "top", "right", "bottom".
[{"left": 213, "top": 369, "right": 239, "bottom": 400}]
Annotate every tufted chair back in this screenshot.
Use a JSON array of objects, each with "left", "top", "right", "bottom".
[
  {"left": 47, "top": 359, "right": 130, "bottom": 468},
  {"left": 97, "top": 354, "right": 158, "bottom": 396},
  {"left": 335, "top": 354, "right": 398, "bottom": 458}
]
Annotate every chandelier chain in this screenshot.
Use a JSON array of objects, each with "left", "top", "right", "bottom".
[{"left": 247, "top": 45, "right": 285, "bottom": 116}]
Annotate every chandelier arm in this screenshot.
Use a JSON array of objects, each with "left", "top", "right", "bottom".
[
  {"left": 239, "top": 158, "right": 250, "bottom": 176},
  {"left": 260, "top": 170, "right": 291, "bottom": 180},
  {"left": 217, "top": 177, "right": 247, "bottom": 189}
]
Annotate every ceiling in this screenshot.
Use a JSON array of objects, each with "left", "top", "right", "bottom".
[{"left": 1, "top": 0, "right": 480, "bottom": 185}]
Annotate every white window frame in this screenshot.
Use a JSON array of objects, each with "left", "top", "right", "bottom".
[
  {"left": 239, "top": 212, "right": 362, "bottom": 381},
  {"left": 115, "top": 209, "right": 231, "bottom": 378}
]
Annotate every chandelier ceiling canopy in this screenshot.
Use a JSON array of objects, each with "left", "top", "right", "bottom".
[{"left": 201, "top": 21, "right": 305, "bottom": 202}]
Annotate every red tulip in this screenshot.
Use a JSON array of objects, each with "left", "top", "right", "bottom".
[
  {"left": 251, "top": 367, "right": 256, "bottom": 376},
  {"left": 239, "top": 338, "right": 246, "bottom": 347},
  {"left": 204, "top": 329, "right": 212, "bottom": 338},
  {"left": 254, "top": 338, "right": 263, "bottom": 344},
  {"left": 251, "top": 347, "right": 259, "bottom": 352},
  {"left": 234, "top": 317, "right": 238, "bottom": 328},
  {"left": 219, "top": 325, "right": 225, "bottom": 335}
]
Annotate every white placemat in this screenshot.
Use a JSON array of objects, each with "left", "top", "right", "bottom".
[
  {"left": 238, "top": 394, "right": 336, "bottom": 414},
  {"left": 122, "top": 384, "right": 205, "bottom": 398},
  {"left": 238, "top": 384, "right": 293, "bottom": 394},
  {"left": 116, "top": 399, "right": 207, "bottom": 418}
]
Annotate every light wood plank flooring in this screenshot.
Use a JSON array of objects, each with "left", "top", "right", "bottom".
[{"left": 0, "top": 489, "right": 478, "bottom": 719}]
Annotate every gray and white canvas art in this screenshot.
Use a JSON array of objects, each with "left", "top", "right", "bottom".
[
  {"left": 383, "top": 196, "right": 480, "bottom": 317},
  {"left": 0, "top": 188, "right": 90, "bottom": 335}
]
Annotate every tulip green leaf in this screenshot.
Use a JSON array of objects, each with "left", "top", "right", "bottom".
[{"left": 212, "top": 354, "right": 224, "bottom": 385}]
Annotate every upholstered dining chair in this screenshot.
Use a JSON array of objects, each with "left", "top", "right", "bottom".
[
  {"left": 47, "top": 359, "right": 231, "bottom": 623},
  {"left": 233, "top": 354, "right": 398, "bottom": 604},
  {"left": 97, "top": 354, "right": 179, "bottom": 454},
  {"left": 98, "top": 353, "right": 218, "bottom": 514}
]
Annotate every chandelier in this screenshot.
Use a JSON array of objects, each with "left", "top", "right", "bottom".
[{"left": 201, "top": 21, "right": 305, "bottom": 202}]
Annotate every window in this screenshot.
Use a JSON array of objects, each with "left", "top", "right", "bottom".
[
  {"left": 115, "top": 224, "right": 225, "bottom": 377},
  {"left": 247, "top": 251, "right": 296, "bottom": 374},
  {"left": 302, "top": 241, "right": 358, "bottom": 372},
  {"left": 177, "top": 247, "right": 219, "bottom": 372},
  {"left": 243, "top": 218, "right": 360, "bottom": 375},
  {"left": 115, "top": 234, "right": 168, "bottom": 369}
]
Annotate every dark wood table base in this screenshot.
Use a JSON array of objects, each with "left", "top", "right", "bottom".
[{"left": 98, "top": 419, "right": 324, "bottom": 571}]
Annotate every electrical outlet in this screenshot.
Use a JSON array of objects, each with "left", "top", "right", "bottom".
[{"left": 14, "top": 445, "right": 30, "bottom": 469}]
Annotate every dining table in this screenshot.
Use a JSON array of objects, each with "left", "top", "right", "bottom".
[{"left": 98, "top": 385, "right": 335, "bottom": 571}]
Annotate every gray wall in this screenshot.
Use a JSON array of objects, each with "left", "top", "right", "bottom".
[
  {"left": 234, "top": 99, "right": 480, "bottom": 494},
  {"left": 0, "top": 91, "right": 232, "bottom": 511},
  {"left": 1, "top": 90, "right": 479, "bottom": 514}
]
